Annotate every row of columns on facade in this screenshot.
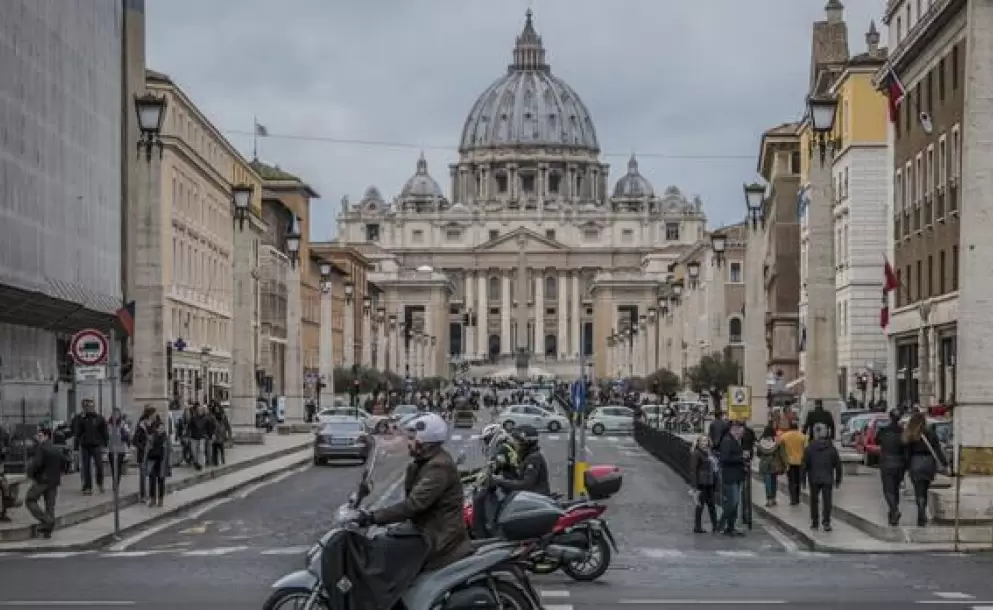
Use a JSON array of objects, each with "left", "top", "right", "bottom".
[
  {"left": 451, "top": 162, "right": 606, "bottom": 203},
  {"left": 462, "top": 269, "right": 585, "bottom": 359}
]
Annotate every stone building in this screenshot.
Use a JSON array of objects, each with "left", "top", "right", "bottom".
[
  {"left": 881, "top": 0, "right": 964, "bottom": 408},
  {"left": 334, "top": 10, "right": 706, "bottom": 379},
  {"left": 0, "top": 0, "right": 130, "bottom": 424}
]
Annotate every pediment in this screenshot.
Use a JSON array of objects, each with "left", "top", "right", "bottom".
[{"left": 476, "top": 227, "right": 567, "bottom": 252}]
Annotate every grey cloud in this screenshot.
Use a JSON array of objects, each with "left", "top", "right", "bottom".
[{"left": 146, "top": 0, "right": 884, "bottom": 236}]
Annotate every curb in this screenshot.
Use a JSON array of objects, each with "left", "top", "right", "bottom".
[
  {"left": 0, "top": 438, "right": 312, "bottom": 544},
  {"left": 0, "top": 449, "right": 313, "bottom": 553}
]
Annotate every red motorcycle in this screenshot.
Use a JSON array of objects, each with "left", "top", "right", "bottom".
[{"left": 464, "top": 465, "right": 622, "bottom": 581}]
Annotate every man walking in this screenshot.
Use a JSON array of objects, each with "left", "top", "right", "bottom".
[
  {"left": 72, "top": 399, "right": 108, "bottom": 495},
  {"left": 780, "top": 420, "right": 806, "bottom": 505},
  {"left": 801, "top": 423, "right": 842, "bottom": 531},
  {"left": 717, "top": 422, "right": 746, "bottom": 536},
  {"left": 25, "top": 425, "right": 64, "bottom": 538},
  {"left": 802, "top": 399, "right": 836, "bottom": 441}
]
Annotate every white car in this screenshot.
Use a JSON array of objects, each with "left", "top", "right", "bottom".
[
  {"left": 586, "top": 406, "right": 636, "bottom": 435},
  {"left": 498, "top": 404, "right": 569, "bottom": 433},
  {"left": 317, "top": 407, "right": 391, "bottom": 434}
]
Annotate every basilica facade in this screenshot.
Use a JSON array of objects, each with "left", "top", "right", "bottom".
[{"left": 335, "top": 10, "right": 707, "bottom": 379}]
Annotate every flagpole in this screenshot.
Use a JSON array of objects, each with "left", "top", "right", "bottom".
[{"left": 253, "top": 115, "right": 258, "bottom": 160}]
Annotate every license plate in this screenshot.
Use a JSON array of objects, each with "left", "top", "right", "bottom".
[{"left": 330, "top": 439, "right": 351, "bottom": 446}]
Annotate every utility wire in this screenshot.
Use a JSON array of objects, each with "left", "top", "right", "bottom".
[{"left": 223, "top": 129, "right": 754, "bottom": 160}]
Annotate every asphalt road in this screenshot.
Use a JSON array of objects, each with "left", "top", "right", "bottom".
[{"left": 3, "top": 419, "right": 993, "bottom": 609}]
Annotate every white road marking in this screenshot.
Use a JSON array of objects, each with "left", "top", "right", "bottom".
[
  {"left": 619, "top": 600, "right": 785, "bottom": 605},
  {"left": 25, "top": 551, "right": 91, "bottom": 559},
  {"left": 638, "top": 548, "right": 686, "bottom": 558},
  {"left": 260, "top": 545, "right": 311, "bottom": 555},
  {"left": 0, "top": 603, "right": 136, "bottom": 607},
  {"left": 107, "top": 496, "right": 233, "bottom": 551},
  {"left": 182, "top": 546, "right": 248, "bottom": 556},
  {"left": 547, "top": 434, "right": 561, "bottom": 441},
  {"left": 606, "top": 436, "right": 619, "bottom": 442},
  {"left": 763, "top": 520, "right": 800, "bottom": 553},
  {"left": 101, "top": 551, "right": 165, "bottom": 558},
  {"left": 715, "top": 550, "right": 758, "bottom": 558},
  {"left": 542, "top": 606, "right": 573, "bottom": 610},
  {"left": 933, "top": 592, "right": 976, "bottom": 600},
  {"left": 540, "top": 589, "right": 571, "bottom": 598}
]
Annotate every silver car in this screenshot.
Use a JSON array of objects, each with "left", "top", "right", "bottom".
[
  {"left": 498, "top": 404, "right": 569, "bottom": 433},
  {"left": 314, "top": 417, "right": 373, "bottom": 465},
  {"left": 586, "top": 406, "right": 636, "bottom": 435}
]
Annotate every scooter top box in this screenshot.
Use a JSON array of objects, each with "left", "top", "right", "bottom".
[{"left": 584, "top": 465, "right": 622, "bottom": 500}]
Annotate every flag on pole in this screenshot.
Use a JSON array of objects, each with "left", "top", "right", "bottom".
[
  {"left": 116, "top": 300, "right": 135, "bottom": 337},
  {"left": 881, "top": 62, "right": 906, "bottom": 124},
  {"left": 880, "top": 256, "right": 900, "bottom": 329},
  {"left": 253, "top": 118, "right": 268, "bottom": 159},
  {"left": 254, "top": 121, "right": 269, "bottom": 137}
]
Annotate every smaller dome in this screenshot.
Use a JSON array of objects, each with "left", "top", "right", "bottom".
[
  {"left": 400, "top": 153, "right": 444, "bottom": 199},
  {"left": 612, "top": 154, "right": 654, "bottom": 198},
  {"left": 361, "top": 185, "right": 385, "bottom": 204}
]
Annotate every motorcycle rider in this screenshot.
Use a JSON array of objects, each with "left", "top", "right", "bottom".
[
  {"left": 354, "top": 413, "right": 473, "bottom": 571},
  {"left": 493, "top": 425, "right": 551, "bottom": 496},
  {"left": 479, "top": 424, "right": 519, "bottom": 476}
]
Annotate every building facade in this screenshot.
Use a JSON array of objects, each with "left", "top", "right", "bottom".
[
  {"left": 0, "top": 0, "right": 128, "bottom": 424},
  {"left": 309, "top": 244, "right": 378, "bottom": 372},
  {"left": 335, "top": 11, "right": 706, "bottom": 379},
  {"left": 830, "top": 24, "right": 891, "bottom": 401},
  {"left": 882, "top": 0, "right": 964, "bottom": 409}
]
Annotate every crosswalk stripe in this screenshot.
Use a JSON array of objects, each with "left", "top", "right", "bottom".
[
  {"left": 102, "top": 551, "right": 164, "bottom": 558},
  {"left": 934, "top": 592, "right": 976, "bottom": 600},
  {"left": 182, "top": 546, "right": 248, "bottom": 556},
  {"left": 716, "top": 550, "right": 758, "bottom": 558},
  {"left": 260, "top": 546, "right": 311, "bottom": 555},
  {"left": 540, "top": 589, "right": 571, "bottom": 598},
  {"left": 638, "top": 548, "right": 686, "bottom": 559},
  {"left": 26, "top": 551, "right": 90, "bottom": 559}
]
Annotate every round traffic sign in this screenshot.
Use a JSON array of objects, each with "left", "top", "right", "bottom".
[
  {"left": 733, "top": 389, "right": 747, "bottom": 404},
  {"left": 70, "top": 329, "right": 109, "bottom": 366}
]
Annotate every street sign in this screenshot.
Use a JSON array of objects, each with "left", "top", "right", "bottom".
[
  {"left": 75, "top": 365, "right": 107, "bottom": 381},
  {"left": 69, "top": 329, "right": 109, "bottom": 366},
  {"left": 570, "top": 380, "right": 586, "bottom": 412},
  {"left": 726, "top": 385, "right": 752, "bottom": 421}
]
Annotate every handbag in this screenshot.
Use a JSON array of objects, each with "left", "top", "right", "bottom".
[{"left": 921, "top": 434, "right": 946, "bottom": 472}]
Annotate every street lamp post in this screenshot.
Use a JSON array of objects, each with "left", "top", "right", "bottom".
[
  {"left": 805, "top": 94, "right": 841, "bottom": 424},
  {"left": 228, "top": 182, "right": 257, "bottom": 429},
  {"left": 648, "top": 308, "right": 658, "bottom": 373},
  {"left": 387, "top": 313, "right": 397, "bottom": 389},
  {"left": 343, "top": 281, "right": 354, "bottom": 369},
  {"left": 639, "top": 314, "right": 648, "bottom": 376},
  {"left": 319, "top": 262, "right": 335, "bottom": 406},
  {"left": 628, "top": 326, "right": 637, "bottom": 379},
  {"left": 710, "top": 232, "right": 727, "bottom": 352},
  {"left": 687, "top": 261, "right": 701, "bottom": 289},
  {"left": 742, "top": 182, "right": 769, "bottom": 426},
  {"left": 361, "top": 295, "right": 372, "bottom": 368},
  {"left": 606, "top": 335, "right": 615, "bottom": 378}
]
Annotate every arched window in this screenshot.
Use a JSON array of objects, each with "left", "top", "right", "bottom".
[
  {"left": 488, "top": 275, "right": 500, "bottom": 300},
  {"left": 728, "top": 317, "right": 743, "bottom": 344},
  {"left": 545, "top": 275, "right": 557, "bottom": 300}
]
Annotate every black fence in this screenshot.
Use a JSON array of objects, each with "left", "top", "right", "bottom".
[{"left": 634, "top": 420, "right": 692, "bottom": 482}]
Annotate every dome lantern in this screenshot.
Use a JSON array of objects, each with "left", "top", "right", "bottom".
[{"left": 510, "top": 9, "right": 548, "bottom": 73}]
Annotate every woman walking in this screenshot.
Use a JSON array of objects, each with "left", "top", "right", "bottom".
[
  {"left": 756, "top": 424, "right": 787, "bottom": 507},
  {"left": 902, "top": 412, "right": 948, "bottom": 526},
  {"left": 106, "top": 409, "right": 130, "bottom": 490},
  {"left": 145, "top": 415, "right": 171, "bottom": 508},
  {"left": 132, "top": 406, "right": 156, "bottom": 503},
  {"left": 688, "top": 434, "right": 719, "bottom": 533}
]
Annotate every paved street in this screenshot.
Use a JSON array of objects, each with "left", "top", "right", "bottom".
[{"left": 3, "top": 422, "right": 993, "bottom": 608}]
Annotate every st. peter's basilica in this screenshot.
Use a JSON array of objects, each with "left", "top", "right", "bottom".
[{"left": 335, "top": 10, "right": 708, "bottom": 380}]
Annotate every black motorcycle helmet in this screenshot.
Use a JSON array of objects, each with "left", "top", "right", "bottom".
[{"left": 511, "top": 424, "right": 540, "bottom": 449}]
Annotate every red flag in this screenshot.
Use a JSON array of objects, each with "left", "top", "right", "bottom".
[
  {"left": 880, "top": 257, "right": 899, "bottom": 329},
  {"left": 116, "top": 300, "right": 135, "bottom": 337},
  {"left": 883, "top": 64, "right": 906, "bottom": 124}
]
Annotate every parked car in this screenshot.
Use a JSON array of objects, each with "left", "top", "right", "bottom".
[
  {"left": 841, "top": 412, "right": 879, "bottom": 447},
  {"left": 497, "top": 404, "right": 569, "bottom": 433},
  {"left": 453, "top": 409, "right": 475, "bottom": 429},
  {"left": 854, "top": 413, "right": 892, "bottom": 465},
  {"left": 313, "top": 417, "right": 373, "bottom": 465},
  {"left": 586, "top": 406, "right": 636, "bottom": 435},
  {"left": 316, "top": 407, "right": 390, "bottom": 434},
  {"left": 391, "top": 404, "right": 420, "bottom": 419}
]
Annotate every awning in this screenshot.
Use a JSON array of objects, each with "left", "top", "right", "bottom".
[{"left": 0, "top": 276, "right": 121, "bottom": 335}]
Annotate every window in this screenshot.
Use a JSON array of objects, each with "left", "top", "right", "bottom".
[
  {"left": 729, "top": 262, "right": 743, "bottom": 283},
  {"left": 496, "top": 174, "right": 508, "bottom": 193},
  {"left": 621, "top": 228, "right": 634, "bottom": 240},
  {"left": 548, "top": 173, "right": 560, "bottom": 194},
  {"left": 790, "top": 151, "right": 801, "bottom": 174},
  {"left": 545, "top": 229, "right": 556, "bottom": 241},
  {"left": 926, "top": 71, "right": 933, "bottom": 111},
  {"left": 489, "top": 229, "right": 499, "bottom": 241},
  {"left": 896, "top": 17, "right": 903, "bottom": 43},
  {"left": 545, "top": 307, "right": 556, "bottom": 316},
  {"left": 411, "top": 229, "right": 424, "bottom": 244},
  {"left": 583, "top": 228, "right": 599, "bottom": 241},
  {"left": 365, "top": 224, "right": 380, "bottom": 242},
  {"left": 952, "top": 45, "right": 959, "bottom": 90},
  {"left": 939, "top": 249, "right": 946, "bottom": 294},
  {"left": 952, "top": 246, "right": 959, "bottom": 290},
  {"left": 545, "top": 276, "right": 556, "bottom": 299},
  {"left": 916, "top": 260, "right": 923, "bottom": 301},
  {"left": 951, "top": 126, "right": 961, "bottom": 178},
  {"left": 938, "top": 58, "right": 946, "bottom": 102},
  {"left": 905, "top": 265, "right": 911, "bottom": 305},
  {"left": 895, "top": 170, "right": 903, "bottom": 211},
  {"left": 926, "top": 145, "right": 934, "bottom": 195},
  {"left": 896, "top": 268, "right": 903, "bottom": 307},
  {"left": 728, "top": 318, "right": 743, "bottom": 344},
  {"left": 446, "top": 229, "right": 461, "bottom": 241},
  {"left": 938, "top": 136, "right": 947, "bottom": 186},
  {"left": 665, "top": 222, "right": 680, "bottom": 241},
  {"left": 915, "top": 153, "right": 923, "bottom": 202},
  {"left": 521, "top": 174, "right": 535, "bottom": 193},
  {"left": 488, "top": 276, "right": 500, "bottom": 299}
]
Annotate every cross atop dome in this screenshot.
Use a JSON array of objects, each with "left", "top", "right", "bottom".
[{"left": 510, "top": 8, "right": 549, "bottom": 72}]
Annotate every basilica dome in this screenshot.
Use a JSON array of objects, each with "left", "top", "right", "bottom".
[
  {"left": 459, "top": 10, "right": 599, "bottom": 153},
  {"left": 400, "top": 153, "right": 444, "bottom": 199},
  {"left": 612, "top": 155, "right": 654, "bottom": 198}
]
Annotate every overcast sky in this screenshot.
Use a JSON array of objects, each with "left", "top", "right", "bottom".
[{"left": 146, "top": 0, "right": 886, "bottom": 240}]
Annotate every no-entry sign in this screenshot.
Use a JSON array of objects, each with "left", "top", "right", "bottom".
[{"left": 70, "top": 329, "right": 109, "bottom": 366}]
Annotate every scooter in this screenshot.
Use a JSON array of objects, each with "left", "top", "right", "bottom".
[
  {"left": 464, "top": 464, "right": 622, "bottom": 582},
  {"left": 263, "top": 456, "right": 554, "bottom": 610}
]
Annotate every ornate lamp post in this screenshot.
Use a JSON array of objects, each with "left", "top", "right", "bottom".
[
  {"left": 344, "top": 281, "right": 354, "bottom": 304},
  {"left": 231, "top": 184, "right": 253, "bottom": 232},
  {"left": 285, "top": 219, "right": 301, "bottom": 267},
  {"left": 134, "top": 93, "right": 167, "bottom": 160},
  {"left": 744, "top": 182, "right": 766, "bottom": 230},
  {"left": 710, "top": 232, "right": 727, "bottom": 267},
  {"left": 687, "top": 261, "right": 701, "bottom": 289}
]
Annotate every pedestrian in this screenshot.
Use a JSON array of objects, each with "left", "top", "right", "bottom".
[
  {"left": 72, "top": 398, "right": 109, "bottom": 495},
  {"left": 902, "top": 412, "right": 949, "bottom": 526},
  {"left": 188, "top": 404, "right": 214, "bottom": 470},
  {"left": 688, "top": 434, "right": 719, "bottom": 533},
  {"left": 779, "top": 420, "right": 806, "bottom": 505},
  {"left": 802, "top": 399, "right": 836, "bottom": 441},
  {"left": 801, "top": 422, "right": 842, "bottom": 531},
  {"left": 876, "top": 409, "right": 907, "bottom": 525},
  {"left": 716, "top": 421, "right": 746, "bottom": 536},
  {"left": 145, "top": 414, "right": 171, "bottom": 507},
  {"left": 756, "top": 424, "right": 787, "bottom": 507},
  {"left": 209, "top": 403, "right": 230, "bottom": 466},
  {"left": 106, "top": 408, "right": 130, "bottom": 490},
  {"left": 708, "top": 410, "right": 729, "bottom": 448},
  {"left": 24, "top": 424, "right": 64, "bottom": 538},
  {"left": 132, "top": 406, "right": 156, "bottom": 503}
]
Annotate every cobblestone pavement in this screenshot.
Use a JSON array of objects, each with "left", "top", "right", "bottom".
[{"left": 4, "top": 420, "right": 993, "bottom": 608}]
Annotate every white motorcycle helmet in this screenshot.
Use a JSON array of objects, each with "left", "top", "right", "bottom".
[{"left": 404, "top": 412, "right": 449, "bottom": 445}]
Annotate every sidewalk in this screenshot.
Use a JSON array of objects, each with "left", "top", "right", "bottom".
[
  {"left": 0, "top": 433, "right": 313, "bottom": 549},
  {"left": 752, "top": 464, "right": 993, "bottom": 553}
]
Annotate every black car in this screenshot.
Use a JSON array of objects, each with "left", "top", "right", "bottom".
[
  {"left": 314, "top": 417, "right": 373, "bottom": 465},
  {"left": 453, "top": 409, "right": 475, "bottom": 429}
]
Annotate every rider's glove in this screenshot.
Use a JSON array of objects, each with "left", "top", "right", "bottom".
[{"left": 353, "top": 509, "right": 375, "bottom": 527}]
